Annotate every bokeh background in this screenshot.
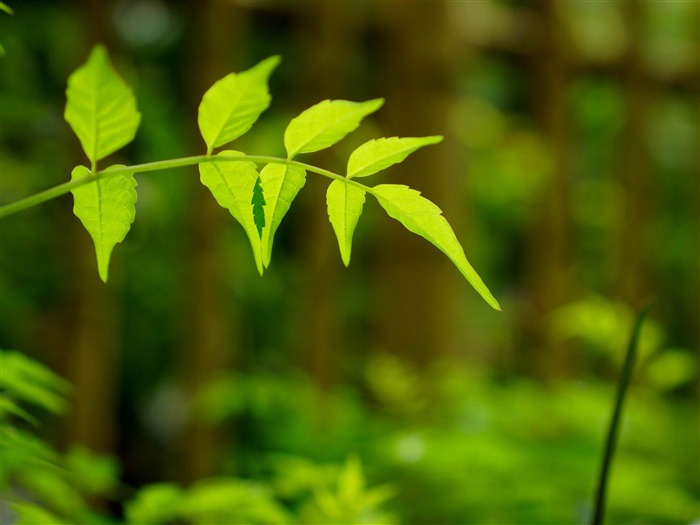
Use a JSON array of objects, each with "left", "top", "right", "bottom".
[{"left": 1, "top": 1, "right": 698, "bottom": 523}]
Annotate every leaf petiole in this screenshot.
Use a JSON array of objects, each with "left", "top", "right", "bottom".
[{"left": 0, "top": 155, "right": 370, "bottom": 220}]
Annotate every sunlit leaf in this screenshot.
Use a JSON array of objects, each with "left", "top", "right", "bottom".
[
  {"left": 347, "top": 136, "right": 443, "bottom": 179},
  {"left": 284, "top": 99, "right": 383, "bottom": 159},
  {"left": 259, "top": 163, "right": 306, "bottom": 268},
  {"left": 71, "top": 165, "right": 137, "bottom": 283},
  {"left": 199, "top": 151, "right": 264, "bottom": 274},
  {"left": 372, "top": 184, "right": 500, "bottom": 310},
  {"left": 64, "top": 45, "right": 141, "bottom": 165},
  {"left": 326, "top": 180, "right": 365, "bottom": 267},
  {"left": 198, "top": 56, "right": 280, "bottom": 153}
]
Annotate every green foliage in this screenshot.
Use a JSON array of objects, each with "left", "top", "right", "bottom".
[
  {"left": 326, "top": 180, "right": 366, "bottom": 266},
  {"left": 372, "top": 185, "right": 501, "bottom": 310},
  {"left": 70, "top": 165, "right": 137, "bottom": 282},
  {"left": 347, "top": 136, "right": 443, "bottom": 179},
  {"left": 258, "top": 163, "right": 306, "bottom": 268},
  {"left": 199, "top": 151, "right": 265, "bottom": 274},
  {"left": 0, "top": 349, "right": 70, "bottom": 414},
  {"left": 64, "top": 45, "right": 141, "bottom": 166},
  {"left": 302, "top": 455, "right": 397, "bottom": 525},
  {"left": 197, "top": 56, "right": 280, "bottom": 154},
  {"left": 284, "top": 99, "right": 384, "bottom": 159},
  {"left": 22, "top": 45, "right": 498, "bottom": 307}
]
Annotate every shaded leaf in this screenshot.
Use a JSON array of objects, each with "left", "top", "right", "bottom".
[
  {"left": 198, "top": 56, "right": 280, "bottom": 153},
  {"left": 0, "top": 351, "right": 70, "bottom": 414},
  {"left": 284, "top": 99, "right": 383, "bottom": 159},
  {"left": 326, "top": 180, "right": 365, "bottom": 266},
  {"left": 347, "top": 136, "right": 443, "bottom": 179},
  {"left": 259, "top": 163, "right": 306, "bottom": 268},
  {"left": 372, "top": 184, "right": 500, "bottom": 310},
  {"left": 252, "top": 176, "right": 266, "bottom": 238},
  {"left": 199, "top": 151, "right": 264, "bottom": 274},
  {"left": 71, "top": 165, "right": 137, "bottom": 283},
  {"left": 64, "top": 45, "right": 141, "bottom": 164}
]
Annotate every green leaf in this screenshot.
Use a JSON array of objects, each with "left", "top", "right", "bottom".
[
  {"left": 252, "top": 176, "right": 266, "bottom": 238},
  {"left": 11, "top": 502, "right": 69, "bottom": 525},
  {"left": 0, "top": 3, "right": 14, "bottom": 16},
  {"left": 71, "top": 164, "right": 137, "bottom": 283},
  {"left": 326, "top": 180, "right": 365, "bottom": 267},
  {"left": 125, "top": 483, "right": 184, "bottom": 525},
  {"left": 347, "top": 136, "right": 443, "bottom": 179},
  {"left": 198, "top": 56, "right": 280, "bottom": 154},
  {"left": 64, "top": 45, "right": 141, "bottom": 165},
  {"left": 199, "top": 151, "right": 264, "bottom": 275},
  {"left": 284, "top": 99, "right": 384, "bottom": 159},
  {"left": 372, "top": 184, "right": 501, "bottom": 310},
  {"left": 0, "top": 350, "right": 70, "bottom": 414},
  {"left": 259, "top": 163, "right": 306, "bottom": 268}
]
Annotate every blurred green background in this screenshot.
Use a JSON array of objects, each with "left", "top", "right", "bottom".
[{"left": 0, "top": 1, "right": 698, "bottom": 524}]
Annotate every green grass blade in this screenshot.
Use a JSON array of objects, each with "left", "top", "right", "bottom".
[
  {"left": 591, "top": 303, "right": 652, "bottom": 525},
  {"left": 284, "top": 99, "right": 383, "bottom": 159},
  {"left": 71, "top": 165, "right": 137, "bottom": 282},
  {"left": 326, "top": 180, "right": 366, "bottom": 266},
  {"left": 372, "top": 184, "right": 501, "bottom": 310},
  {"left": 64, "top": 45, "right": 141, "bottom": 166}
]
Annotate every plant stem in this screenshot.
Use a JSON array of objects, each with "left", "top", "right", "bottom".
[
  {"left": 0, "top": 154, "right": 371, "bottom": 219},
  {"left": 590, "top": 303, "right": 651, "bottom": 525}
]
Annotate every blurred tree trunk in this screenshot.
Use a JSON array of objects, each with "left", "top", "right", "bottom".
[
  {"left": 61, "top": 0, "right": 121, "bottom": 455},
  {"left": 618, "top": 1, "right": 650, "bottom": 308},
  {"left": 375, "top": 2, "right": 461, "bottom": 366},
  {"left": 523, "top": 0, "right": 573, "bottom": 379},
  {"left": 178, "top": 1, "right": 248, "bottom": 482},
  {"left": 293, "top": 2, "right": 361, "bottom": 390}
]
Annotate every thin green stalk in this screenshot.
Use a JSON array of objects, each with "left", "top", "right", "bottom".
[
  {"left": 591, "top": 303, "right": 652, "bottom": 525},
  {"left": 0, "top": 154, "right": 371, "bottom": 219}
]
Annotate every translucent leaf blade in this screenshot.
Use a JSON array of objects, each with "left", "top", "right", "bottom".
[
  {"left": 259, "top": 163, "right": 306, "bottom": 268},
  {"left": 71, "top": 164, "right": 137, "bottom": 283},
  {"left": 199, "top": 151, "right": 264, "bottom": 274},
  {"left": 284, "top": 99, "right": 384, "bottom": 159},
  {"left": 198, "top": 56, "right": 280, "bottom": 153},
  {"left": 326, "top": 180, "right": 365, "bottom": 267},
  {"left": 372, "top": 184, "right": 501, "bottom": 310},
  {"left": 347, "top": 136, "right": 443, "bottom": 179},
  {"left": 64, "top": 45, "right": 141, "bottom": 164}
]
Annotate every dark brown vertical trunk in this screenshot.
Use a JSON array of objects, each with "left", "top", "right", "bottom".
[
  {"left": 524, "top": 0, "right": 572, "bottom": 379},
  {"left": 375, "top": 2, "right": 461, "bottom": 366},
  {"left": 294, "top": 2, "right": 361, "bottom": 391},
  {"left": 178, "top": 1, "right": 248, "bottom": 483},
  {"left": 618, "top": 1, "right": 650, "bottom": 308},
  {"left": 62, "top": 0, "right": 121, "bottom": 455}
]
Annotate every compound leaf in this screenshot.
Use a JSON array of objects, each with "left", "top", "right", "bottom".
[
  {"left": 198, "top": 56, "right": 280, "bottom": 153},
  {"left": 372, "top": 184, "right": 500, "bottom": 310},
  {"left": 347, "top": 136, "right": 443, "bottom": 179},
  {"left": 326, "top": 180, "right": 366, "bottom": 266},
  {"left": 199, "top": 151, "right": 264, "bottom": 274},
  {"left": 284, "top": 99, "right": 383, "bottom": 159},
  {"left": 71, "top": 164, "right": 137, "bottom": 283},
  {"left": 259, "top": 163, "right": 306, "bottom": 268},
  {"left": 64, "top": 45, "right": 141, "bottom": 165}
]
